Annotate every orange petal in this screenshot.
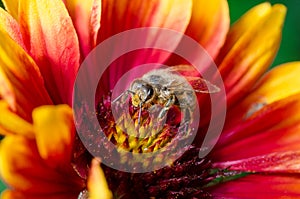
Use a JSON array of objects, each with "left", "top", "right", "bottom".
[
  {"left": 217, "top": 3, "right": 286, "bottom": 108},
  {"left": 0, "top": 28, "right": 52, "bottom": 120},
  {"left": 0, "top": 101, "right": 34, "bottom": 138},
  {"left": 185, "top": 0, "right": 229, "bottom": 58},
  {"left": 217, "top": 2, "right": 271, "bottom": 58},
  {"left": 19, "top": 0, "right": 80, "bottom": 105},
  {"left": 1, "top": 0, "right": 19, "bottom": 20},
  {"left": 249, "top": 62, "right": 300, "bottom": 104},
  {"left": 210, "top": 174, "right": 300, "bottom": 198},
  {"left": 64, "top": 0, "right": 101, "bottom": 57},
  {"left": 97, "top": 0, "right": 192, "bottom": 43},
  {"left": 88, "top": 158, "right": 113, "bottom": 199},
  {"left": 0, "top": 135, "right": 84, "bottom": 195},
  {"left": 0, "top": 8, "right": 24, "bottom": 49},
  {"left": 1, "top": 190, "right": 79, "bottom": 199},
  {"left": 32, "top": 105, "right": 75, "bottom": 168},
  {"left": 226, "top": 62, "right": 300, "bottom": 128}
]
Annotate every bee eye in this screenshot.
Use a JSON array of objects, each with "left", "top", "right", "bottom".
[
  {"left": 142, "top": 86, "right": 153, "bottom": 100},
  {"left": 147, "top": 87, "right": 154, "bottom": 97}
]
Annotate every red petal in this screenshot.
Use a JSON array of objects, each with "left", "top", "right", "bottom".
[
  {"left": 210, "top": 174, "right": 300, "bottom": 198},
  {"left": 90, "top": 0, "right": 193, "bottom": 96},
  {"left": 214, "top": 151, "right": 300, "bottom": 173},
  {"left": 19, "top": 0, "right": 80, "bottom": 105},
  {"left": 213, "top": 94, "right": 300, "bottom": 162},
  {"left": 64, "top": 0, "right": 101, "bottom": 57},
  {"left": 97, "top": 0, "right": 192, "bottom": 43}
]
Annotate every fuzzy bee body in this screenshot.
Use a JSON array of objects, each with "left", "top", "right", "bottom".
[
  {"left": 131, "top": 69, "right": 196, "bottom": 121},
  {"left": 114, "top": 65, "right": 220, "bottom": 124}
]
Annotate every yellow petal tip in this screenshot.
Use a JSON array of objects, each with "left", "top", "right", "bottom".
[
  {"left": 273, "top": 4, "right": 287, "bottom": 15},
  {"left": 253, "top": 2, "right": 272, "bottom": 14},
  {"left": 269, "top": 4, "right": 287, "bottom": 27},
  {"left": 258, "top": 2, "right": 272, "bottom": 8},
  {"left": 88, "top": 158, "right": 113, "bottom": 199}
]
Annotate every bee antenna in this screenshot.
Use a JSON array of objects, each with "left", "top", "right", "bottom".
[
  {"left": 127, "top": 90, "right": 135, "bottom": 95},
  {"left": 112, "top": 90, "right": 135, "bottom": 103}
]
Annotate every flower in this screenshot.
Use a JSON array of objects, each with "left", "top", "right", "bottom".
[
  {"left": 0, "top": 0, "right": 300, "bottom": 199},
  {"left": 0, "top": 0, "right": 109, "bottom": 198}
]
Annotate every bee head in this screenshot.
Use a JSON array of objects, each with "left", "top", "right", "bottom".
[{"left": 130, "top": 79, "right": 154, "bottom": 107}]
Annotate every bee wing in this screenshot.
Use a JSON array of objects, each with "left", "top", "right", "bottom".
[
  {"left": 186, "top": 76, "right": 220, "bottom": 93},
  {"left": 166, "top": 65, "right": 196, "bottom": 72},
  {"left": 166, "top": 65, "right": 199, "bottom": 76},
  {"left": 166, "top": 65, "right": 220, "bottom": 93}
]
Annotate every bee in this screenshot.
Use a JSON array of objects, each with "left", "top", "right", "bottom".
[{"left": 113, "top": 65, "right": 220, "bottom": 125}]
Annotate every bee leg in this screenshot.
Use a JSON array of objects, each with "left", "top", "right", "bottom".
[
  {"left": 178, "top": 121, "right": 189, "bottom": 134},
  {"left": 158, "top": 95, "right": 175, "bottom": 121},
  {"left": 158, "top": 108, "right": 168, "bottom": 121},
  {"left": 178, "top": 108, "right": 192, "bottom": 134},
  {"left": 138, "top": 102, "right": 142, "bottom": 125},
  {"left": 182, "top": 108, "right": 192, "bottom": 123}
]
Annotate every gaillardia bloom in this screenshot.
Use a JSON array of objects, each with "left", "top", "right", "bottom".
[{"left": 0, "top": 0, "right": 300, "bottom": 198}]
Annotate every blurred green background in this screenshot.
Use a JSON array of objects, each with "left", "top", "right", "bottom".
[{"left": 0, "top": 0, "right": 299, "bottom": 194}]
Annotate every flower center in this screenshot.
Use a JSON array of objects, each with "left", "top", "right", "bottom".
[
  {"left": 94, "top": 92, "right": 214, "bottom": 198},
  {"left": 93, "top": 91, "right": 200, "bottom": 172}
]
